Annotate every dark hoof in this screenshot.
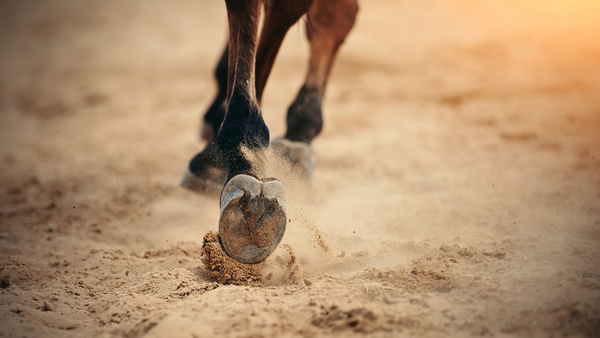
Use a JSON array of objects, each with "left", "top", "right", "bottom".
[
  {"left": 181, "top": 142, "right": 226, "bottom": 196},
  {"left": 219, "top": 175, "right": 287, "bottom": 264},
  {"left": 180, "top": 169, "right": 225, "bottom": 196},
  {"left": 200, "top": 121, "right": 214, "bottom": 141},
  {"left": 270, "top": 137, "right": 315, "bottom": 180}
]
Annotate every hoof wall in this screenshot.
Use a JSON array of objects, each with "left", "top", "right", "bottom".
[
  {"left": 270, "top": 138, "right": 315, "bottom": 180},
  {"left": 219, "top": 175, "right": 287, "bottom": 264},
  {"left": 180, "top": 167, "right": 226, "bottom": 196}
]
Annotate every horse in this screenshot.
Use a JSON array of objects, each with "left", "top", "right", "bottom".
[{"left": 181, "top": 0, "right": 359, "bottom": 264}]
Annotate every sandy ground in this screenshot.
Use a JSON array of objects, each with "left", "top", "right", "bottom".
[{"left": 1, "top": 0, "right": 600, "bottom": 337}]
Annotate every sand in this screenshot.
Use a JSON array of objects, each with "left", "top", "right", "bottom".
[{"left": 1, "top": 0, "right": 600, "bottom": 337}]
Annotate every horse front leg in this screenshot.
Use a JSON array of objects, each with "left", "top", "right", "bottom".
[{"left": 215, "top": 0, "right": 285, "bottom": 264}]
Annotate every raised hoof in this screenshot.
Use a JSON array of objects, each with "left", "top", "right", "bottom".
[
  {"left": 270, "top": 137, "right": 316, "bottom": 180},
  {"left": 219, "top": 175, "right": 287, "bottom": 264}
]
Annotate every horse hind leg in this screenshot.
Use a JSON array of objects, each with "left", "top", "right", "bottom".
[{"left": 271, "top": 0, "right": 359, "bottom": 180}]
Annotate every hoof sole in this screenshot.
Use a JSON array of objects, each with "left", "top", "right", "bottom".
[{"left": 219, "top": 175, "right": 287, "bottom": 264}]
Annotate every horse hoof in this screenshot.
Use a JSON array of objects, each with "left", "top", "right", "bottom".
[
  {"left": 181, "top": 143, "right": 227, "bottom": 196},
  {"left": 270, "top": 137, "right": 316, "bottom": 180},
  {"left": 180, "top": 168, "right": 225, "bottom": 196},
  {"left": 200, "top": 121, "right": 214, "bottom": 141},
  {"left": 219, "top": 175, "right": 287, "bottom": 264}
]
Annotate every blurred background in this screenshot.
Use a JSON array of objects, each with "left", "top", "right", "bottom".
[{"left": 1, "top": 0, "right": 598, "bottom": 242}]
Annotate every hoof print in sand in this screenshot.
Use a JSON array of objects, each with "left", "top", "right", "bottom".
[
  {"left": 201, "top": 231, "right": 262, "bottom": 285},
  {"left": 201, "top": 231, "right": 301, "bottom": 286}
]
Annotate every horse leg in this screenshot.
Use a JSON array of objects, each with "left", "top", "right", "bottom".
[
  {"left": 202, "top": 45, "right": 229, "bottom": 142},
  {"left": 180, "top": 45, "right": 228, "bottom": 195},
  {"left": 271, "top": 0, "right": 359, "bottom": 178},
  {"left": 182, "top": 0, "right": 313, "bottom": 195},
  {"left": 217, "top": 0, "right": 312, "bottom": 264}
]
